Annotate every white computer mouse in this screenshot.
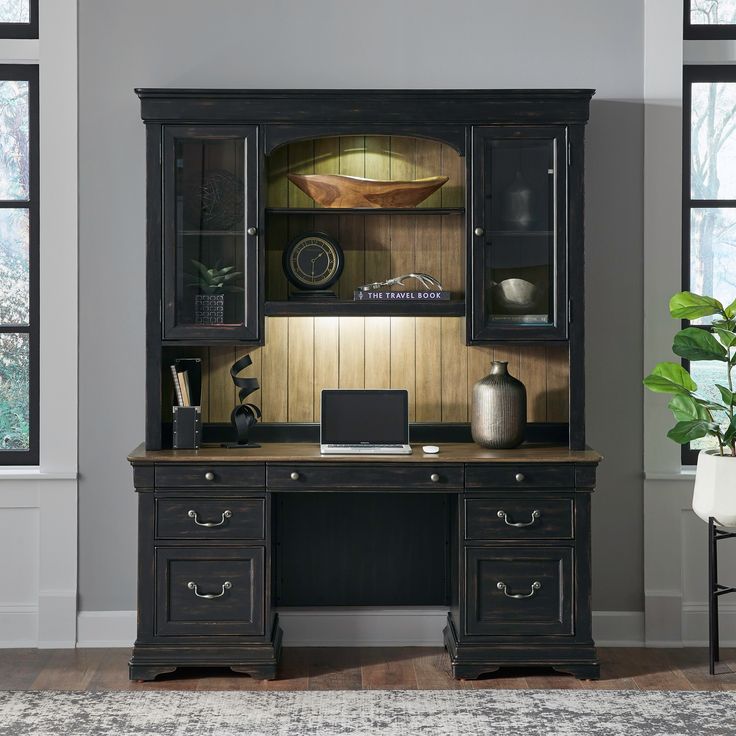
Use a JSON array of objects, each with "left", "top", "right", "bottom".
[{"left": 422, "top": 445, "right": 440, "bottom": 454}]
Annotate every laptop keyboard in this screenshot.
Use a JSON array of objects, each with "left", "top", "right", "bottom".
[{"left": 326, "top": 444, "right": 402, "bottom": 448}]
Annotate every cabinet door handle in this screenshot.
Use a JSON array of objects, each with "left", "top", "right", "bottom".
[
  {"left": 515, "top": 473, "right": 525, "bottom": 482},
  {"left": 290, "top": 471, "right": 300, "bottom": 481},
  {"left": 247, "top": 226, "right": 258, "bottom": 236},
  {"left": 187, "top": 581, "right": 232, "bottom": 599},
  {"left": 204, "top": 472, "right": 215, "bottom": 481},
  {"left": 496, "top": 581, "right": 541, "bottom": 599},
  {"left": 430, "top": 473, "right": 440, "bottom": 483},
  {"left": 474, "top": 226, "right": 485, "bottom": 237},
  {"left": 496, "top": 509, "right": 540, "bottom": 527},
  {"left": 188, "top": 509, "right": 232, "bottom": 527}
]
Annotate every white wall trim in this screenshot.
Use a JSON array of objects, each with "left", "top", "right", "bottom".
[
  {"left": 0, "top": 0, "right": 80, "bottom": 648},
  {"left": 76, "top": 609, "right": 646, "bottom": 648},
  {"left": 592, "top": 611, "right": 645, "bottom": 647},
  {"left": 77, "top": 611, "right": 136, "bottom": 648},
  {"left": 0, "top": 604, "right": 38, "bottom": 647}
]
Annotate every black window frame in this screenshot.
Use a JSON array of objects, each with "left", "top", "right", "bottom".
[
  {"left": 0, "top": 0, "right": 37, "bottom": 39},
  {"left": 0, "top": 65, "right": 38, "bottom": 465},
  {"left": 681, "top": 65, "right": 736, "bottom": 464},
  {"left": 685, "top": 0, "right": 736, "bottom": 39}
]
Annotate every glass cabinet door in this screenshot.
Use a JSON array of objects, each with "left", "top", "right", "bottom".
[
  {"left": 162, "top": 126, "right": 258, "bottom": 341},
  {"left": 470, "top": 127, "right": 567, "bottom": 341}
]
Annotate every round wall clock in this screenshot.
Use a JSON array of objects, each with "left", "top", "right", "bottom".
[{"left": 283, "top": 232, "right": 344, "bottom": 291}]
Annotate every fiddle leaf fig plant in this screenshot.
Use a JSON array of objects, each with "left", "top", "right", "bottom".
[
  {"left": 643, "top": 291, "right": 736, "bottom": 456},
  {"left": 189, "top": 259, "right": 244, "bottom": 294}
]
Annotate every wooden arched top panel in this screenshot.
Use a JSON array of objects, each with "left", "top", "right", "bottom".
[{"left": 263, "top": 125, "right": 466, "bottom": 156}]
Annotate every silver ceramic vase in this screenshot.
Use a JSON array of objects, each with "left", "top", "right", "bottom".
[{"left": 471, "top": 361, "right": 526, "bottom": 449}]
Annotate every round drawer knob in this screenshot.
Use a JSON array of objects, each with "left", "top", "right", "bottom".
[
  {"left": 290, "top": 471, "right": 300, "bottom": 481},
  {"left": 247, "top": 226, "right": 258, "bottom": 236},
  {"left": 474, "top": 227, "right": 485, "bottom": 237},
  {"left": 515, "top": 473, "right": 525, "bottom": 482},
  {"left": 430, "top": 473, "right": 440, "bottom": 483},
  {"left": 204, "top": 472, "right": 215, "bottom": 481}
]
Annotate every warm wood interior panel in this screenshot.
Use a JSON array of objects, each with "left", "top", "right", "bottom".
[
  {"left": 162, "top": 319, "right": 569, "bottom": 425},
  {"left": 265, "top": 136, "right": 465, "bottom": 299}
]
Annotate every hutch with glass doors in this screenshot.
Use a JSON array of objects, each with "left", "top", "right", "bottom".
[{"left": 129, "top": 89, "right": 600, "bottom": 683}]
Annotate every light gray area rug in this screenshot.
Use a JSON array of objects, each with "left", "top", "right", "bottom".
[{"left": 1, "top": 689, "right": 735, "bottom": 736}]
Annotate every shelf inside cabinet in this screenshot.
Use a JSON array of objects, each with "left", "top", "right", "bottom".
[
  {"left": 265, "top": 299, "right": 465, "bottom": 317},
  {"left": 486, "top": 230, "right": 553, "bottom": 237},
  {"left": 266, "top": 207, "right": 464, "bottom": 216}
]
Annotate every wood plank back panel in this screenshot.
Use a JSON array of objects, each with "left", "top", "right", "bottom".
[
  {"left": 186, "top": 319, "right": 569, "bottom": 425},
  {"left": 265, "top": 136, "right": 465, "bottom": 300}
]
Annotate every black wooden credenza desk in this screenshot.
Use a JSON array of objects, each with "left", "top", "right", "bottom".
[{"left": 128, "top": 442, "right": 601, "bottom": 682}]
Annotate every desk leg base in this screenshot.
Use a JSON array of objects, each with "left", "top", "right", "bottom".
[
  {"left": 129, "top": 617, "right": 283, "bottom": 682},
  {"left": 443, "top": 615, "right": 599, "bottom": 681}
]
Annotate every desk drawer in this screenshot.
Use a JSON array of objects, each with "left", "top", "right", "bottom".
[
  {"left": 155, "top": 464, "right": 265, "bottom": 489},
  {"left": 155, "top": 546, "right": 264, "bottom": 636},
  {"left": 465, "top": 546, "right": 573, "bottom": 636},
  {"left": 155, "top": 497, "right": 265, "bottom": 541},
  {"left": 465, "top": 464, "right": 573, "bottom": 489},
  {"left": 465, "top": 497, "right": 573, "bottom": 541},
  {"left": 267, "top": 463, "right": 463, "bottom": 490}
]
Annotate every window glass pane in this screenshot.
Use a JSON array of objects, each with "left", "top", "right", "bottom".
[
  {"left": 0, "top": 80, "right": 28, "bottom": 200},
  {"left": 690, "top": 208, "right": 736, "bottom": 323},
  {"left": 691, "top": 82, "right": 736, "bottom": 199},
  {"left": 691, "top": 0, "right": 736, "bottom": 24},
  {"left": 0, "top": 332, "right": 28, "bottom": 451},
  {"left": 0, "top": 208, "right": 28, "bottom": 325},
  {"left": 0, "top": 1, "right": 29, "bottom": 23},
  {"left": 689, "top": 360, "right": 730, "bottom": 452}
]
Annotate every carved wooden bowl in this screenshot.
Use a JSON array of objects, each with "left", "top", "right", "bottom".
[{"left": 286, "top": 173, "right": 449, "bottom": 209}]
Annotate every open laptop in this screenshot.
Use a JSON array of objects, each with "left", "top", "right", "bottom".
[{"left": 320, "top": 389, "right": 412, "bottom": 455}]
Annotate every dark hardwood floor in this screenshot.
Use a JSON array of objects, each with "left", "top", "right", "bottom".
[{"left": 2, "top": 647, "right": 736, "bottom": 691}]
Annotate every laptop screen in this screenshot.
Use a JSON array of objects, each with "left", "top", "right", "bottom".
[{"left": 321, "top": 390, "right": 408, "bottom": 445}]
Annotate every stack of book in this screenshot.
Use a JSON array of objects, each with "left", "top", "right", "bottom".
[{"left": 171, "top": 365, "right": 192, "bottom": 406}]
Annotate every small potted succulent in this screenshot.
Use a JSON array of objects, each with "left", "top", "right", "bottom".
[
  {"left": 644, "top": 291, "right": 736, "bottom": 526},
  {"left": 190, "top": 259, "right": 244, "bottom": 325}
]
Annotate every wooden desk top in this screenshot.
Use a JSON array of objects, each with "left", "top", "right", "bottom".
[{"left": 128, "top": 442, "right": 602, "bottom": 465}]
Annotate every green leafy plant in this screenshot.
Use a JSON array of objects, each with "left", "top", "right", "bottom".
[
  {"left": 189, "top": 259, "right": 244, "bottom": 294},
  {"left": 644, "top": 291, "right": 736, "bottom": 456}
]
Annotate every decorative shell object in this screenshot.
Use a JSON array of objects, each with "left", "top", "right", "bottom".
[
  {"left": 287, "top": 173, "right": 449, "bottom": 209},
  {"left": 471, "top": 361, "right": 526, "bottom": 449}
]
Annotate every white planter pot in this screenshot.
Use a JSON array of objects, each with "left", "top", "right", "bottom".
[{"left": 692, "top": 450, "right": 736, "bottom": 527}]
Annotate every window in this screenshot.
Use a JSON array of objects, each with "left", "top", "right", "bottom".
[
  {"left": 0, "top": 65, "right": 37, "bottom": 464},
  {"left": 686, "top": 1, "right": 736, "bottom": 39},
  {"left": 682, "top": 66, "right": 736, "bottom": 463},
  {"left": 0, "top": 0, "right": 37, "bottom": 39}
]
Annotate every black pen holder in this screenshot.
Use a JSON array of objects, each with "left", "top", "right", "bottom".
[{"left": 172, "top": 406, "right": 201, "bottom": 449}]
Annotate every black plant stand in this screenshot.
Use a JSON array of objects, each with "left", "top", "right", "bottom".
[{"left": 709, "top": 517, "right": 736, "bottom": 675}]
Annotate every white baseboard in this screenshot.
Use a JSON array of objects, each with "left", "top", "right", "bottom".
[
  {"left": 682, "top": 602, "right": 736, "bottom": 646},
  {"left": 38, "top": 590, "right": 77, "bottom": 648},
  {"left": 279, "top": 608, "right": 447, "bottom": 646},
  {"left": 75, "top": 608, "right": 646, "bottom": 648},
  {"left": 76, "top": 610, "right": 136, "bottom": 648},
  {"left": 0, "top": 605, "right": 38, "bottom": 647},
  {"left": 592, "top": 610, "right": 645, "bottom": 646}
]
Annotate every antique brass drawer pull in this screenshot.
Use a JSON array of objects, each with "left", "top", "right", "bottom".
[
  {"left": 187, "top": 509, "right": 232, "bottom": 527},
  {"left": 187, "top": 581, "right": 232, "bottom": 599},
  {"left": 496, "top": 581, "right": 541, "bottom": 599},
  {"left": 496, "top": 509, "right": 541, "bottom": 528}
]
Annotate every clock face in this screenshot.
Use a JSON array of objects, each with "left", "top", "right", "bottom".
[{"left": 283, "top": 233, "right": 344, "bottom": 290}]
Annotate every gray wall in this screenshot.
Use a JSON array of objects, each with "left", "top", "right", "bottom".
[{"left": 78, "top": 0, "right": 644, "bottom": 612}]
